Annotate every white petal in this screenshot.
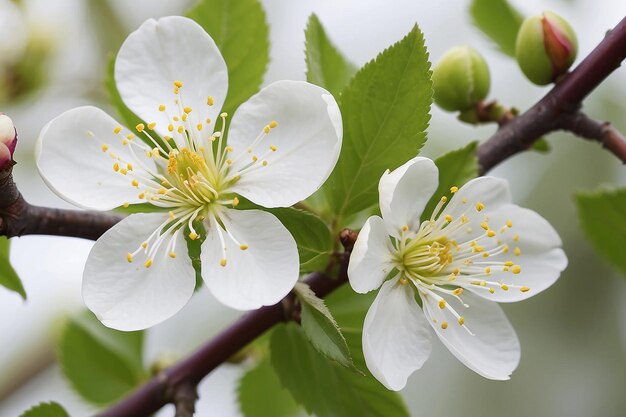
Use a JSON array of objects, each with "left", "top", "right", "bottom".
[
  {"left": 421, "top": 290, "right": 520, "bottom": 380},
  {"left": 362, "top": 278, "right": 432, "bottom": 391},
  {"left": 378, "top": 157, "right": 438, "bottom": 236},
  {"left": 83, "top": 212, "right": 196, "bottom": 331},
  {"left": 201, "top": 208, "right": 299, "bottom": 310},
  {"left": 115, "top": 16, "right": 227, "bottom": 139},
  {"left": 444, "top": 176, "right": 512, "bottom": 220},
  {"left": 463, "top": 204, "right": 567, "bottom": 302},
  {"left": 348, "top": 216, "right": 395, "bottom": 293},
  {"left": 36, "top": 106, "right": 155, "bottom": 210},
  {"left": 228, "top": 81, "right": 342, "bottom": 207}
]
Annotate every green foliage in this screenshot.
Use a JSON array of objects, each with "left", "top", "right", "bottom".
[
  {"left": 19, "top": 402, "right": 70, "bottom": 417},
  {"left": 271, "top": 323, "right": 409, "bottom": 417},
  {"left": 305, "top": 14, "right": 358, "bottom": 99},
  {"left": 58, "top": 311, "right": 146, "bottom": 405},
  {"left": 421, "top": 142, "right": 479, "bottom": 222},
  {"left": 187, "top": 0, "right": 269, "bottom": 116},
  {"left": 469, "top": 0, "right": 524, "bottom": 56},
  {"left": 532, "top": 137, "right": 551, "bottom": 153},
  {"left": 294, "top": 283, "right": 356, "bottom": 369},
  {"left": 323, "top": 25, "right": 432, "bottom": 223},
  {"left": 268, "top": 208, "right": 333, "bottom": 273},
  {"left": 238, "top": 356, "right": 300, "bottom": 417},
  {"left": 576, "top": 188, "right": 626, "bottom": 277},
  {"left": 0, "top": 236, "right": 26, "bottom": 299}
]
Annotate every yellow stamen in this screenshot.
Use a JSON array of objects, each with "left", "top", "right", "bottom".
[
  {"left": 220, "top": 258, "right": 227, "bottom": 267},
  {"left": 240, "top": 244, "right": 249, "bottom": 250},
  {"left": 126, "top": 253, "right": 133, "bottom": 263},
  {"left": 441, "top": 322, "right": 448, "bottom": 330},
  {"left": 145, "top": 259, "right": 153, "bottom": 268},
  {"left": 450, "top": 186, "right": 459, "bottom": 193},
  {"left": 476, "top": 202, "right": 485, "bottom": 212},
  {"left": 135, "top": 123, "right": 145, "bottom": 132}
]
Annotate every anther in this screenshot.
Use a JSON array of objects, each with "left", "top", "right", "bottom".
[
  {"left": 126, "top": 253, "right": 133, "bottom": 263},
  {"left": 207, "top": 96, "right": 214, "bottom": 106},
  {"left": 197, "top": 123, "right": 203, "bottom": 131},
  {"left": 101, "top": 144, "right": 108, "bottom": 152},
  {"left": 458, "top": 317, "right": 465, "bottom": 325},
  {"left": 269, "top": 120, "right": 278, "bottom": 128},
  {"left": 489, "top": 288, "right": 495, "bottom": 294},
  {"left": 182, "top": 114, "right": 188, "bottom": 122},
  {"left": 168, "top": 124, "right": 174, "bottom": 132},
  {"left": 453, "top": 288, "right": 463, "bottom": 295},
  {"left": 220, "top": 258, "right": 227, "bottom": 267},
  {"left": 169, "top": 252, "right": 177, "bottom": 259},
  {"left": 232, "top": 197, "right": 240, "bottom": 207},
  {"left": 113, "top": 162, "right": 119, "bottom": 172},
  {"left": 262, "top": 160, "right": 268, "bottom": 166},
  {"left": 113, "top": 127, "right": 122, "bottom": 134},
  {"left": 145, "top": 259, "right": 153, "bottom": 268},
  {"left": 487, "top": 230, "right": 496, "bottom": 237},
  {"left": 511, "top": 265, "right": 521, "bottom": 274},
  {"left": 506, "top": 219, "right": 513, "bottom": 228},
  {"left": 220, "top": 112, "right": 228, "bottom": 118},
  {"left": 476, "top": 202, "right": 485, "bottom": 212},
  {"left": 174, "top": 80, "right": 183, "bottom": 88},
  {"left": 177, "top": 126, "right": 184, "bottom": 134},
  {"left": 270, "top": 145, "right": 277, "bottom": 152},
  {"left": 135, "top": 123, "right": 145, "bottom": 132},
  {"left": 441, "top": 322, "right": 448, "bottom": 330},
  {"left": 450, "top": 186, "right": 459, "bottom": 193},
  {"left": 189, "top": 232, "right": 198, "bottom": 240},
  {"left": 148, "top": 122, "right": 156, "bottom": 130},
  {"left": 240, "top": 244, "right": 249, "bottom": 250},
  {"left": 141, "top": 242, "right": 148, "bottom": 249},
  {"left": 131, "top": 179, "right": 139, "bottom": 187},
  {"left": 480, "top": 222, "right": 489, "bottom": 230},
  {"left": 126, "top": 134, "right": 135, "bottom": 140},
  {"left": 263, "top": 125, "right": 270, "bottom": 134},
  {"left": 401, "top": 225, "right": 409, "bottom": 232},
  {"left": 514, "top": 247, "right": 521, "bottom": 256},
  {"left": 441, "top": 196, "right": 448, "bottom": 203},
  {"left": 500, "top": 283, "right": 509, "bottom": 291},
  {"left": 184, "top": 106, "right": 192, "bottom": 114},
  {"left": 159, "top": 104, "right": 166, "bottom": 112},
  {"left": 520, "top": 286, "right": 530, "bottom": 293},
  {"left": 444, "top": 214, "right": 453, "bottom": 222},
  {"left": 438, "top": 299, "right": 446, "bottom": 309}
]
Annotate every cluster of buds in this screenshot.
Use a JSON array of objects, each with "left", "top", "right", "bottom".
[
  {"left": 515, "top": 11, "right": 578, "bottom": 85},
  {"left": 0, "top": 114, "right": 16, "bottom": 170}
]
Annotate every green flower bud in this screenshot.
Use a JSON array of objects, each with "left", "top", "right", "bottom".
[
  {"left": 432, "top": 46, "right": 490, "bottom": 112},
  {"left": 515, "top": 11, "right": 578, "bottom": 85}
]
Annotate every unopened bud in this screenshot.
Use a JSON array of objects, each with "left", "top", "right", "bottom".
[
  {"left": 0, "top": 114, "right": 17, "bottom": 169},
  {"left": 515, "top": 11, "right": 578, "bottom": 85},
  {"left": 432, "top": 46, "right": 490, "bottom": 112}
]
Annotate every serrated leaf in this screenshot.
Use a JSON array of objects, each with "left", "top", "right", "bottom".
[
  {"left": 323, "top": 25, "right": 432, "bottom": 222},
  {"left": 58, "top": 311, "right": 146, "bottom": 405},
  {"left": 469, "top": 0, "right": 524, "bottom": 56},
  {"left": 238, "top": 356, "right": 300, "bottom": 417},
  {"left": 0, "top": 236, "right": 26, "bottom": 299},
  {"left": 294, "top": 282, "right": 355, "bottom": 369},
  {"left": 268, "top": 207, "right": 333, "bottom": 273},
  {"left": 421, "top": 141, "right": 479, "bottom": 222},
  {"left": 187, "top": 0, "right": 269, "bottom": 116},
  {"left": 271, "top": 323, "right": 409, "bottom": 417},
  {"left": 576, "top": 188, "right": 626, "bottom": 277},
  {"left": 305, "top": 14, "right": 358, "bottom": 99},
  {"left": 19, "top": 402, "right": 70, "bottom": 417}
]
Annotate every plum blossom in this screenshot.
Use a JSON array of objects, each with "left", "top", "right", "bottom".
[
  {"left": 348, "top": 156, "right": 567, "bottom": 390},
  {"left": 36, "top": 16, "right": 342, "bottom": 331}
]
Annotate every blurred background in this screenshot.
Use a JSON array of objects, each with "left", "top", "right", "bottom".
[{"left": 0, "top": 0, "right": 625, "bottom": 416}]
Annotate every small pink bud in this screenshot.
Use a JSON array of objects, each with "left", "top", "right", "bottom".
[{"left": 0, "top": 114, "right": 17, "bottom": 169}]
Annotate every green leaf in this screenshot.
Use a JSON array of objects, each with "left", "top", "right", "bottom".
[
  {"left": 58, "top": 311, "right": 146, "bottom": 405},
  {"left": 531, "top": 137, "right": 551, "bottom": 153},
  {"left": 305, "top": 14, "right": 358, "bottom": 99},
  {"left": 421, "top": 141, "right": 479, "bottom": 222},
  {"left": 238, "top": 356, "right": 300, "bottom": 417},
  {"left": 469, "top": 0, "right": 524, "bottom": 56},
  {"left": 271, "top": 323, "right": 409, "bottom": 417},
  {"left": 576, "top": 188, "right": 626, "bottom": 277},
  {"left": 0, "top": 236, "right": 26, "bottom": 299},
  {"left": 268, "top": 207, "right": 333, "bottom": 273},
  {"left": 185, "top": 220, "right": 207, "bottom": 291},
  {"left": 294, "top": 283, "right": 355, "bottom": 369},
  {"left": 19, "top": 402, "right": 70, "bottom": 417},
  {"left": 323, "top": 25, "right": 433, "bottom": 222},
  {"left": 187, "top": 0, "right": 269, "bottom": 116}
]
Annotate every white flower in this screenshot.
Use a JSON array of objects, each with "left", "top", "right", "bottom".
[
  {"left": 348, "top": 156, "right": 567, "bottom": 391},
  {"left": 36, "top": 16, "right": 342, "bottom": 331}
]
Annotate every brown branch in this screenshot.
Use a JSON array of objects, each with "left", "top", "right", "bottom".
[
  {"left": 0, "top": 170, "right": 123, "bottom": 240},
  {"left": 476, "top": 16, "right": 626, "bottom": 174},
  {"left": 557, "top": 112, "right": 626, "bottom": 163}
]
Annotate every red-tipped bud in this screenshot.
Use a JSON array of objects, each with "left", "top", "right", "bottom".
[
  {"left": 0, "top": 114, "right": 17, "bottom": 169},
  {"left": 515, "top": 11, "right": 578, "bottom": 85}
]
